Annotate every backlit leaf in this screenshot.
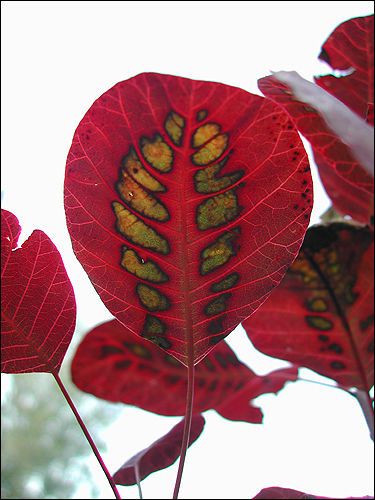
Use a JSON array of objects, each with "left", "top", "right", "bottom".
[
  {"left": 1, "top": 209, "right": 76, "bottom": 373},
  {"left": 252, "top": 486, "right": 373, "bottom": 499},
  {"left": 257, "top": 73, "right": 374, "bottom": 225},
  {"left": 64, "top": 72, "right": 312, "bottom": 367},
  {"left": 71, "top": 319, "right": 297, "bottom": 423},
  {"left": 243, "top": 223, "right": 374, "bottom": 391},
  {"left": 113, "top": 415, "right": 205, "bottom": 486},
  {"left": 214, "top": 366, "right": 298, "bottom": 423},
  {"left": 315, "top": 15, "right": 374, "bottom": 124}
]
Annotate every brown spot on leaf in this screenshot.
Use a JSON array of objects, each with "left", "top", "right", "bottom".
[
  {"left": 330, "top": 360, "right": 346, "bottom": 370},
  {"left": 114, "top": 360, "right": 132, "bottom": 370},
  {"left": 318, "top": 334, "right": 329, "bottom": 342},
  {"left": 100, "top": 345, "right": 124, "bottom": 358},
  {"left": 328, "top": 343, "right": 343, "bottom": 354}
]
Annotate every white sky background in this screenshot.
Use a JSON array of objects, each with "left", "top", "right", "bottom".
[{"left": 1, "top": 1, "right": 374, "bottom": 499}]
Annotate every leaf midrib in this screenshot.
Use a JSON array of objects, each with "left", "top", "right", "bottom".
[{"left": 305, "top": 249, "right": 371, "bottom": 392}]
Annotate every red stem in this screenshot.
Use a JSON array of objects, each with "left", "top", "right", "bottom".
[
  {"left": 172, "top": 363, "right": 195, "bottom": 499},
  {"left": 52, "top": 371, "right": 122, "bottom": 500}
]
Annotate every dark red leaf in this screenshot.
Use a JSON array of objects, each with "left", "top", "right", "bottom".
[
  {"left": 257, "top": 72, "right": 374, "bottom": 225},
  {"left": 243, "top": 223, "right": 374, "bottom": 391},
  {"left": 253, "top": 486, "right": 373, "bottom": 499},
  {"left": 215, "top": 367, "right": 298, "bottom": 423},
  {"left": 315, "top": 15, "right": 374, "bottom": 124},
  {"left": 71, "top": 319, "right": 297, "bottom": 423},
  {"left": 1, "top": 209, "right": 76, "bottom": 374},
  {"left": 64, "top": 72, "right": 312, "bottom": 368},
  {"left": 113, "top": 414, "right": 205, "bottom": 486}
]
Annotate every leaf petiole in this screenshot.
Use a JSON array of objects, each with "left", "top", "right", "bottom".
[
  {"left": 172, "top": 363, "right": 195, "bottom": 499},
  {"left": 134, "top": 463, "right": 144, "bottom": 500},
  {"left": 52, "top": 371, "right": 122, "bottom": 499}
]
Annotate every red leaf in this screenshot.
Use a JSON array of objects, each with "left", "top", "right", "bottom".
[
  {"left": 215, "top": 367, "right": 298, "bottom": 423},
  {"left": 113, "top": 414, "right": 205, "bottom": 486},
  {"left": 253, "top": 486, "right": 373, "bottom": 499},
  {"left": 314, "top": 151, "right": 374, "bottom": 226},
  {"left": 1, "top": 209, "right": 76, "bottom": 374},
  {"left": 71, "top": 319, "right": 297, "bottom": 423},
  {"left": 243, "top": 223, "right": 374, "bottom": 391},
  {"left": 315, "top": 15, "right": 374, "bottom": 124},
  {"left": 64, "top": 72, "right": 312, "bottom": 367},
  {"left": 257, "top": 73, "right": 373, "bottom": 225}
]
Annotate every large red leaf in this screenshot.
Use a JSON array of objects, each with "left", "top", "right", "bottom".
[
  {"left": 315, "top": 15, "right": 374, "bottom": 124},
  {"left": 253, "top": 487, "right": 373, "bottom": 499},
  {"left": 113, "top": 415, "right": 205, "bottom": 486},
  {"left": 1, "top": 209, "right": 76, "bottom": 373},
  {"left": 243, "top": 223, "right": 374, "bottom": 391},
  {"left": 71, "top": 319, "right": 297, "bottom": 423},
  {"left": 64, "top": 72, "right": 312, "bottom": 367},
  {"left": 258, "top": 74, "right": 374, "bottom": 225}
]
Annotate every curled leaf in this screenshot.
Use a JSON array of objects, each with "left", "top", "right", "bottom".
[
  {"left": 315, "top": 15, "right": 374, "bottom": 125},
  {"left": 270, "top": 70, "right": 374, "bottom": 177},
  {"left": 258, "top": 73, "right": 373, "bottom": 225},
  {"left": 113, "top": 414, "right": 205, "bottom": 486}
]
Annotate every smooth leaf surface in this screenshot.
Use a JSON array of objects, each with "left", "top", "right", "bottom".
[
  {"left": 214, "top": 366, "right": 298, "bottom": 423},
  {"left": 314, "top": 151, "right": 374, "bottom": 226},
  {"left": 267, "top": 70, "right": 374, "bottom": 177},
  {"left": 71, "top": 319, "right": 297, "bottom": 423},
  {"left": 243, "top": 223, "right": 374, "bottom": 391},
  {"left": 258, "top": 73, "right": 374, "bottom": 225},
  {"left": 253, "top": 487, "right": 373, "bottom": 499},
  {"left": 315, "top": 15, "right": 374, "bottom": 124},
  {"left": 113, "top": 415, "right": 205, "bottom": 486},
  {"left": 64, "top": 72, "right": 312, "bottom": 367},
  {"left": 1, "top": 209, "right": 76, "bottom": 373}
]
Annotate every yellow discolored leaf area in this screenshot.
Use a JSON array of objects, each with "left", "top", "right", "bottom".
[
  {"left": 165, "top": 111, "right": 185, "bottom": 146},
  {"left": 136, "top": 283, "right": 170, "bottom": 312},
  {"left": 192, "top": 133, "right": 228, "bottom": 166},
  {"left": 117, "top": 171, "right": 169, "bottom": 222},
  {"left": 211, "top": 272, "right": 240, "bottom": 292},
  {"left": 113, "top": 201, "right": 169, "bottom": 254},
  {"left": 122, "top": 148, "right": 166, "bottom": 193},
  {"left": 197, "top": 190, "right": 240, "bottom": 230},
  {"left": 141, "top": 134, "right": 173, "bottom": 173},
  {"left": 205, "top": 293, "right": 232, "bottom": 316},
  {"left": 192, "top": 123, "right": 221, "bottom": 148},
  {"left": 194, "top": 161, "right": 243, "bottom": 194},
  {"left": 120, "top": 247, "right": 169, "bottom": 283},
  {"left": 200, "top": 230, "right": 239, "bottom": 275}
]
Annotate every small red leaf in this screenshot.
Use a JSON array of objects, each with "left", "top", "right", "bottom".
[
  {"left": 1, "top": 209, "right": 76, "bottom": 373},
  {"left": 253, "top": 486, "right": 373, "bottom": 499},
  {"left": 71, "top": 319, "right": 297, "bottom": 423},
  {"left": 258, "top": 73, "right": 374, "bottom": 225},
  {"left": 113, "top": 414, "right": 205, "bottom": 486},
  {"left": 315, "top": 15, "right": 374, "bottom": 124},
  {"left": 243, "top": 223, "right": 374, "bottom": 391},
  {"left": 64, "top": 72, "right": 312, "bottom": 367}
]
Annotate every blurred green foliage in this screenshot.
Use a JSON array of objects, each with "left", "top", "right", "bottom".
[{"left": 1, "top": 365, "right": 121, "bottom": 499}]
